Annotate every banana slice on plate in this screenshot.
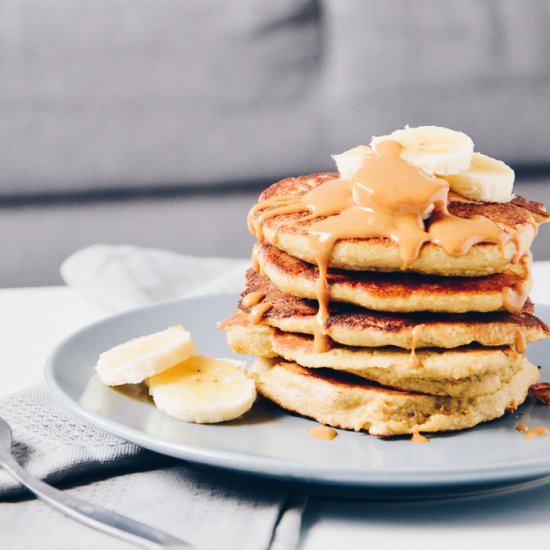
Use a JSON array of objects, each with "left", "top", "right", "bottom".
[
  {"left": 440, "top": 152, "right": 514, "bottom": 203},
  {"left": 370, "top": 125, "right": 474, "bottom": 175},
  {"left": 332, "top": 145, "right": 375, "bottom": 179},
  {"left": 96, "top": 325, "right": 195, "bottom": 386},
  {"left": 147, "top": 355, "right": 256, "bottom": 423}
]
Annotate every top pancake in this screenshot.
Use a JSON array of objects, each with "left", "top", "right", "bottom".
[
  {"left": 249, "top": 172, "right": 547, "bottom": 277},
  {"left": 234, "top": 269, "right": 550, "bottom": 349}
]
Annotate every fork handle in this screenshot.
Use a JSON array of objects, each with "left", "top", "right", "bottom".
[{"left": 0, "top": 454, "right": 192, "bottom": 549}]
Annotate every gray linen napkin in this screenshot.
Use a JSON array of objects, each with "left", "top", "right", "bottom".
[
  {"left": 60, "top": 243, "right": 249, "bottom": 312},
  {"left": 0, "top": 245, "right": 307, "bottom": 549}
]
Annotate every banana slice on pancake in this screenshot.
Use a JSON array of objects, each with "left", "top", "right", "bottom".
[
  {"left": 147, "top": 355, "right": 256, "bottom": 423},
  {"left": 96, "top": 325, "right": 195, "bottom": 386},
  {"left": 441, "top": 152, "right": 514, "bottom": 203},
  {"left": 369, "top": 126, "right": 513, "bottom": 202},
  {"left": 370, "top": 125, "right": 474, "bottom": 176},
  {"left": 332, "top": 145, "right": 375, "bottom": 179}
]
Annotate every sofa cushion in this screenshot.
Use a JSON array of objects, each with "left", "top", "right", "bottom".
[{"left": 1, "top": 0, "right": 549, "bottom": 197}]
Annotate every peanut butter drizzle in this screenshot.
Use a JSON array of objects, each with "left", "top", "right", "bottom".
[
  {"left": 411, "top": 431, "right": 429, "bottom": 443},
  {"left": 511, "top": 225, "right": 523, "bottom": 264},
  {"left": 515, "top": 423, "right": 529, "bottom": 433},
  {"left": 247, "top": 194, "right": 306, "bottom": 240},
  {"left": 251, "top": 250, "right": 260, "bottom": 273},
  {"left": 254, "top": 250, "right": 267, "bottom": 277},
  {"left": 249, "top": 302, "right": 273, "bottom": 325},
  {"left": 241, "top": 291, "right": 265, "bottom": 308},
  {"left": 428, "top": 212, "right": 510, "bottom": 257},
  {"left": 515, "top": 329, "right": 527, "bottom": 354},
  {"left": 311, "top": 317, "right": 332, "bottom": 353},
  {"left": 249, "top": 140, "right": 511, "bottom": 351},
  {"left": 502, "top": 279, "right": 532, "bottom": 314},
  {"left": 409, "top": 324, "right": 425, "bottom": 368},
  {"left": 527, "top": 216, "right": 539, "bottom": 236},
  {"left": 524, "top": 426, "right": 549, "bottom": 440},
  {"left": 308, "top": 425, "right": 337, "bottom": 440}
]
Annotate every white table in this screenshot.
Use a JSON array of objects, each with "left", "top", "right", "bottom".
[{"left": 2, "top": 263, "right": 550, "bottom": 550}]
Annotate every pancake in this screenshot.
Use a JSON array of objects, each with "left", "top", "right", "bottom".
[
  {"left": 271, "top": 332, "right": 522, "bottom": 397},
  {"left": 511, "top": 195, "right": 550, "bottom": 224},
  {"left": 220, "top": 314, "right": 523, "bottom": 397},
  {"left": 219, "top": 309, "right": 277, "bottom": 358},
  {"left": 255, "top": 242, "right": 532, "bottom": 314},
  {"left": 249, "top": 173, "right": 546, "bottom": 277},
  {"left": 219, "top": 312, "right": 278, "bottom": 358},
  {"left": 234, "top": 270, "right": 550, "bottom": 349},
  {"left": 251, "top": 357, "right": 539, "bottom": 436}
]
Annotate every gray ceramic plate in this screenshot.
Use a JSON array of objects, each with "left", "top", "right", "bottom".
[{"left": 44, "top": 294, "right": 550, "bottom": 497}]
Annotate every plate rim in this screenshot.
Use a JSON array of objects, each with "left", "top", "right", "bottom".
[{"left": 44, "top": 294, "right": 550, "bottom": 489}]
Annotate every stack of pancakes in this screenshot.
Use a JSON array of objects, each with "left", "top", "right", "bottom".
[{"left": 220, "top": 137, "right": 550, "bottom": 437}]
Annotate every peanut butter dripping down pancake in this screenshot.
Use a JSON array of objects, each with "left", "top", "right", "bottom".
[
  {"left": 249, "top": 141, "right": 515, "bottom": 352},
  {"left": 409, "top": 324, "right": 425, "bottom": 368},
  {"left": 241, "top": 291, "right": 274, "bottom": 325}
]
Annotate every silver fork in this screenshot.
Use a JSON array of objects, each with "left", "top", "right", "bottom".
[{"left": 0, "top": 416, "right": 193, "bottom": 549}]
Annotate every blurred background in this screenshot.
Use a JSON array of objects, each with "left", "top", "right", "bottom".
[{"left": 1, "top": 0, "right": 549, "bottom": 287}]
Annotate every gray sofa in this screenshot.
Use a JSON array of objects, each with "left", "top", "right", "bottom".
[{"left": 2, "top": 0, "right": 550, "bottom": 287}]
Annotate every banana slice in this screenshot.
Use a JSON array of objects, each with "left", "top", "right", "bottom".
[
  {"left": 440, "top": 152, "right": 514, "bottom": 203},
  {"left": 332, "top": 145, "right": 375, "bottom": 179},
  {"left": 147, "top": 355, "right": 256, "bottom": 423},
  {"left": 96, "top": 325, "right": 195, "bottom": 386},
  {"left": 370, "top": 125, "right": 474, "bottom": 175}
]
